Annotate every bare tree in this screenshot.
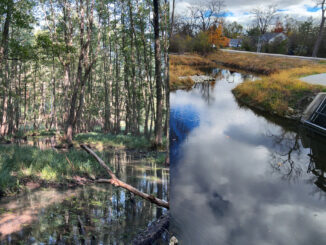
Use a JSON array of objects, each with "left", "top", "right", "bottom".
[
  {"left": 251, "top": 5, "right": 278, "bottom": 35},
  {"left": 313, "top": 0, "right": 326, "bottom": 57},
  {"left": 194, "top": 0, "right": 225, "bottom": 31}
]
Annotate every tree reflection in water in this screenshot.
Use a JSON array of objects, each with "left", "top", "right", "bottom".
[
  {"left": 267, "top": 126, "right": 326, "bottom": 196},
  {"left": 0, "top": 150, "right": 169, "bottom": 244}
]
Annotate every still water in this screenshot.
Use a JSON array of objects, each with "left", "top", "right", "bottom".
[
  {"left": 170, "top": 68, "right": 326, "bottom": 245},
  {"left": 0, "top": 144, "right": 169, "bottom": 244}
]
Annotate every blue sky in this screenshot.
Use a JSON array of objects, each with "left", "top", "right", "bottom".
[{"left": 174, "top": 0, "right": 322, "bottom": 26}]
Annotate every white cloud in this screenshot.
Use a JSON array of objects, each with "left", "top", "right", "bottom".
[{"left": 173, "top": 0, "right": 322, "bottom": 27}]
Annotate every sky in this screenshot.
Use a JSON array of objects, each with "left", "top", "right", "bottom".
[{"left": 174, "top": 0, "right": 323, "bottom": 26}]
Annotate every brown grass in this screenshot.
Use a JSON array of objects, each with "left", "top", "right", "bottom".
[
  {"left": 208, "top": 51, "right": 315, "bottom": 75},
  {"left": 233, "top": 66, "right": 326, "bottom": 118},
  {"left": 170, "top": 54, "right": 216, "bottom": 67},
  {"left": 169, "top": 54, "right": 216, "bottom": 90}
]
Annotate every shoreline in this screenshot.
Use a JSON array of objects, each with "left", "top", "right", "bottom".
[{"left": 170, "top": 52, "right": 326, "bottom": 120}]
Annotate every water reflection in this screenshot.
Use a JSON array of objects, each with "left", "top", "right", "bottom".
[
  {"left": 13, "top": 136, "right": 58, "bottom": 150},
  {"left": 0, "top": 148, "right": 169, "bottom": 244},
  {"left": 170, "top": 68, "right": 326, "bottom": 244}
]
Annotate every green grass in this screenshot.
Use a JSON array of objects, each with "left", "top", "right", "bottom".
[
  {"left": 0, "top": 145, "right": 105, "bottom": 196},
  {"left": 0, "top": 132, "right": 166, "bottom": 196},
  {"left": 74, "top": 132, "right": 152, "bottom": 149}
]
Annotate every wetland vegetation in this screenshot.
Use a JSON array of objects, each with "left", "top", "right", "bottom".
[{"left": 0, "top": 0, "right": 169, "bottom": 243}]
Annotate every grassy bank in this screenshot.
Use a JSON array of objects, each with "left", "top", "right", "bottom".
[
  {"left": 208, "top": 51, "right": 315, "bottom": 75},
  {"left": 0, "top": 145, "right": 101, "bottom": 196},
  {"left": 233, "top": 66, "right": 326, "bottom": 119},
  {"left": 0, "top": 133, "right": 165, "bottom": 196},
  {"left": 170, "top": 54, "right": 216, "bottom": 90},
  {"left": 171, "top": 51, "right": 326, "bottom": 118}
]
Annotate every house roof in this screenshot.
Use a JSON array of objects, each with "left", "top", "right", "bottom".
[
  {"left": 229, "top": 39, "right": 242, "bottom": 45},
  {"left": 260, "top": 33, "right": 285, "bottom": 42}
]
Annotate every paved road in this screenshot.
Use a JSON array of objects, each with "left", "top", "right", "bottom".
[
  {"left": 301, "top": 73, "right": 326, "bottom": 86},
  {"left": 221, "top": 49, "right": 326, "bottom": 62}
]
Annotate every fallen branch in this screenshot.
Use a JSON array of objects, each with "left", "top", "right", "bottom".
[
  {"left": 80, "top": 144, "right": 169, "bottom": 209},
  {"left": 132, "top": 214, "right": 170, "bottom": 245}
]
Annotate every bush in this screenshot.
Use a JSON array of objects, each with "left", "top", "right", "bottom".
[{"left": 169, "top": 32, "right": 213, "bottom": 54}]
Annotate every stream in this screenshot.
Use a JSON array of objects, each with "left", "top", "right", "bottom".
[
  {"left": 0, "top": 138, "right": 169, "bottom": 244},
  {"left": 170, "top": 68, "right": 326, "bottom": 245}
]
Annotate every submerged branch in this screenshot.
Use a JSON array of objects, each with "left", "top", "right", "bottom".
[
  {"left": 132, "top": 214, "right": 170, "bottom": 245},
  {"left": 80, "top": 144, "right": 169, "bottom": 209}
]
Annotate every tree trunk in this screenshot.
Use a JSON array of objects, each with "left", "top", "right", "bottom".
[
  {"left": 313, "top": 12, "right": 326, "bottom": 57},
  {"left": 0, "top": 0, "right": 13, "bottom": 137},
  {"left": 153, "top": 0, "right": 163, "bottom": 146}
]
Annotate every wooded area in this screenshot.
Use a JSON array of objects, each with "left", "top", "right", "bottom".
[
  {"left": 0, "top": 0, "right": 169, "bottom": 146},
  {"left": 170, "top": 0, "right": 326, "bottom": 58}
]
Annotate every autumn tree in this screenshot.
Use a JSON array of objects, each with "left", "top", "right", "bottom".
[{"left": 208, "top": 23, "right": 230, "bottom": 48}]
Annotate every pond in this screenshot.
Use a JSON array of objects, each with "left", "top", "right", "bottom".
[
  {"left": 0, "top": 139, "right": 169, "bottom": 244},
  {"left": 170, "top": 68, "right": 326, "bottom": 245}
]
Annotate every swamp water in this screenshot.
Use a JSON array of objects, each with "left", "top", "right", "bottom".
[
  {"left": 0, "top": 139, "right": 169, "bottom": 244},
  {"left": 170, "top": 68, "right": 326, "bottom": 245}
]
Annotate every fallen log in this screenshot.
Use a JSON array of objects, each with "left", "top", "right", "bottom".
[
  {"left": 132, "top": 214, "right": 170, "bottom": 245},
  {"left": 80, "top": 144, "right": 169, "bottom": 209}
]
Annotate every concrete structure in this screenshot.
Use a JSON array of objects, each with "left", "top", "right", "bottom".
[
  {"left": 301, "top": 73, "right": 326, "bottom": 86},
  {"left": 302, "top": 93, "right": 326, "bottom": 133},
  {"left": 179, "top": 75, "right": 215, "bottom": 83}
]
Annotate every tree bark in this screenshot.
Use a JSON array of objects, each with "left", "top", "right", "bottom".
[
  {"left": 153, "top": 0, "right": 163, "bottom": 146},
  {"left": 0, "top": 0, "right": 13, "bottom": 137}
]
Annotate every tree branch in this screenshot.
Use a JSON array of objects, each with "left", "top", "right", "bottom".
[{"left": 80, "top": 144, "right": 169, "bottom": 209}]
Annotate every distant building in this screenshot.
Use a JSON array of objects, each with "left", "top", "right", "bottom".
[
  {"left": 260, "top": 32, "right": 287, "bottom": 44},
  {"left": 257, "top": 32, "right": 287, "bottom": 52},
  {"left": 229, "top": 39, "right": 242, "bottom": 48}
]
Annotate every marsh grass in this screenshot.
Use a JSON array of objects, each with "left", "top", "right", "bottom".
[
  {"left": 208, "top": 51, "right": 315, "bottom": 74},
  {"left": 170, "top": 54, "right": 216, "bottom": 90},
  {"left": 233, "top": 66, "right": 326, "bottom": 117}
]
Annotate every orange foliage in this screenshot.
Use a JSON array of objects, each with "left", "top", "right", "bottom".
[
  {"left": 273, "top": 21, "right": 284, "bottom": 33},
  {"left": 208, "top": 24, "right": 230, "bottom": 48}
]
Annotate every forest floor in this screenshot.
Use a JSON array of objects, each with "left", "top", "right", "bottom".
[
  {"left": 0, "top": 132, "right": 166, "bottom": 197},
  {"left": 170, "top": 51, "right": 326, "bottom": 119}
]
